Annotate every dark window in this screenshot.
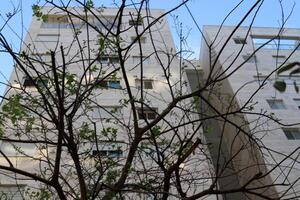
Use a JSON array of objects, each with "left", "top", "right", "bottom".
[
  {"left": 282, "top": 128, "right": 300, "bottom": 140},
  {"left": 23, "top": 78, "right": 35, "bottom": 88},
  {"left": 129, "top": 18, "right": 143, "bottom": 26},
  {"left": 136, "top": 79, "right": 153, "bottom": 89},
  {"left": 92, "top": 150, "right": 123, "bottom": 158},
  {"left": 137, "top": 108, "right": 157, "bottom": 120},
  {"left": 233, "top": 38, "right": 247, "bottom": 44},
  {"left": 131, "top": 36, "right": 146, "bottom": 43},
  {"left": 23, "top": 77, "right": 48, "bottom": 88}
]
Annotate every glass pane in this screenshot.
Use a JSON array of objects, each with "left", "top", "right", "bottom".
[
  {"left": 242, "top": 55, "right": 256, "bottom": 63},
  {"left": 108, "top": 81, "right": 121, "bottom": 89},
  {"left": 144, "top": 81, "right": 153, "bottom": 89},
  {"left": 284, "top": 131, "right": 295, "bottom": 140},
  {"left": 35, "top": 34, "right": 59, "bottom": 42},
  {"left": 267, "top": 99, "right": 286, "bottom": 109},
  {"left": 147, "top": 112, "right": 156, "bottom": 120},
  {"left": 253, "top": 38, "right": 299, "bottom": 50}
]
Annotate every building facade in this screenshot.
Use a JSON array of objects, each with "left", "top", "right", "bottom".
[
  {"left": 195, "top": 25, "right": 300, "bottom": 199},
  {"left": 0, "top": 6, "right": 215, "bottom": 199}
]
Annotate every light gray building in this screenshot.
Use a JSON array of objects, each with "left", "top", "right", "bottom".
[
  {"left": 0, "top": 7, "right": 215, "bottom": 199},
  {"left": 193, "top": 25, "right": 300, "bottom": 199}
]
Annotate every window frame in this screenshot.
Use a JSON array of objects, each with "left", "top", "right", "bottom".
[
  {"left": 131, "top": 36, "right": 146, "bottom": 43},
  {"left": 129, "top": 18, "right": 143, "bottom": 26},
  {"left": 266, "top": 99, "right": 286, "bottom": 109},
  {"left": 135, "top": 79, "right": 154, "bottom": 90},
  {"left": 98, "top": 55, "right": 120, "bottom": 65},
  {"left": 137, "top": 107, "right": 157, "bottom": 120},
  {"left": 242, "top": 54, "right": 256, "bottom": 63},
  {"left": 92, "top": 142, "right": 123, "bottom": 158},
  {"left": 35, "top": 34, "right": 60, "bottom": 42},
  {"left": 97, "top": 79, "right": 121, "bottom": 89},
  {"left": 233, "top": 37, "right": 247, "bottom": 44},
  {"left": 282, "top": 128, "right": 300, "bottom": 140},
  {"left": 132, "top": 56, "right": 150, "bottom": 65},
  {"left": 23, "top": 76, "right": 49, "bottom": 89}
]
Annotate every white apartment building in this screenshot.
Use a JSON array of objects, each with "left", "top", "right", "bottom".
[
  {"left": 194, "top": 25, "right": 300, "bottom": 199},
  {"left": 0, "top": 7, "right": 215, "bottom": 199}
]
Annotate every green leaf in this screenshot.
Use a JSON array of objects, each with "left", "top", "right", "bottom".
[
  {"left": 85, "top": 0, "right": 94, "bottom": 9},
  {"left": 32, "top": 4, "right": 43, "bottom": 20},
  {"left": 273, "top": 80, "right": 286, "bottom": 92}
]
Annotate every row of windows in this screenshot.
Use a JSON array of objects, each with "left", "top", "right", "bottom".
[
  {"left": 30, "top": 53, "right": 151, "bottom": 65},
  {"left": 0, "top": 141, "right": 124, "bottom": 158},
  {"left": 0, "top": 124, "right": 297, "bottom": 158},
  {"left": 40, "top": 15, "right": 143, "bottom": 29},
  {"left": 266, "top": 98, "right": 300, "bottom": 110},
  {"left": 23, "top": 77, "right": 154, "bottom": 90},
  {"left": 233, "top": 36, "right": 300, "bottom": 51},
  {"left": 92, "top": 106, "right": 157, "bottom": 120},
  {"left": 34, "top": 34, "right": 147, "bottom": 44},
  {"left": 243, "top": 54, "right": 290, "bottom": 64},
  {"left": 254, "top": 75, "right": 300, "bottom": 86}
]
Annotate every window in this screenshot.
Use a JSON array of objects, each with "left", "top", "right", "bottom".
[
  {"left": 277, "top": 75, "right": 300, "bottom": 85},
  {"left": 129, "top": 18, "right": 143, "bottom": 26},
  {"left": 23, "top": 78, "right": 35, "bottom": 88},
  {"left": 0, "top": 142, "right": 36, "bottom": 157},
  {"left": 233, "top": 37, "right": 247, "bottom": 44},
  {"left": 282, "top": 128, "right": 300, "bottom": 140},
  {"left": 92, "top": 143, "right": 123, "bottom": 158},
  {"left": 135, "top": 79, "right": 153, "bottom": 89},
  {"left": 294, "top": 99, "right": 300, "bottom": 109},
  {"left": 92, "top": 106, "right": 121, "bottom": 119},
  {"left": 35, "top": 34, "right": 60, "bottom": 42},
  {"left": 23, "top": 77, "right": 48, "bottom": 88},
  {"left": 137, "top": 107, "right": 157, "bottom": 120},
  {"left": 98, "top": 56, "right": 119, "bottom": 64},
  {"left": 97, "top": 80, "right": 121, "bottom": 89},
  {"left": 41, "top": 15, "right": 70, "bottom": 28},
  {"left": 252, "top": 37, "right": 300, "bottom": 50},
  {"left": 273, "top": 55, "right": 286, "bottom": 63},
  {"left": 242, "top": 55, "right": 256, "bottom": 63},
  {"left": 33, "top": 54, "right": 52, "bottom": 63},
  {"left": 253, "top": 75, "right": 269, "bottom": 84},
  {"left": 267, "top": 99, "right": 286, "bottom": 109},
  {"left": 132, "top": 56, "right": 150, "bottom": 64},
  {"left": 131, "top": 36, "right": 146, "bottom": 43}
]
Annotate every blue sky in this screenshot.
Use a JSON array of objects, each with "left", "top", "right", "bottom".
[{"left": 0, "top": 0, "right": 299, "bottom": 95}]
